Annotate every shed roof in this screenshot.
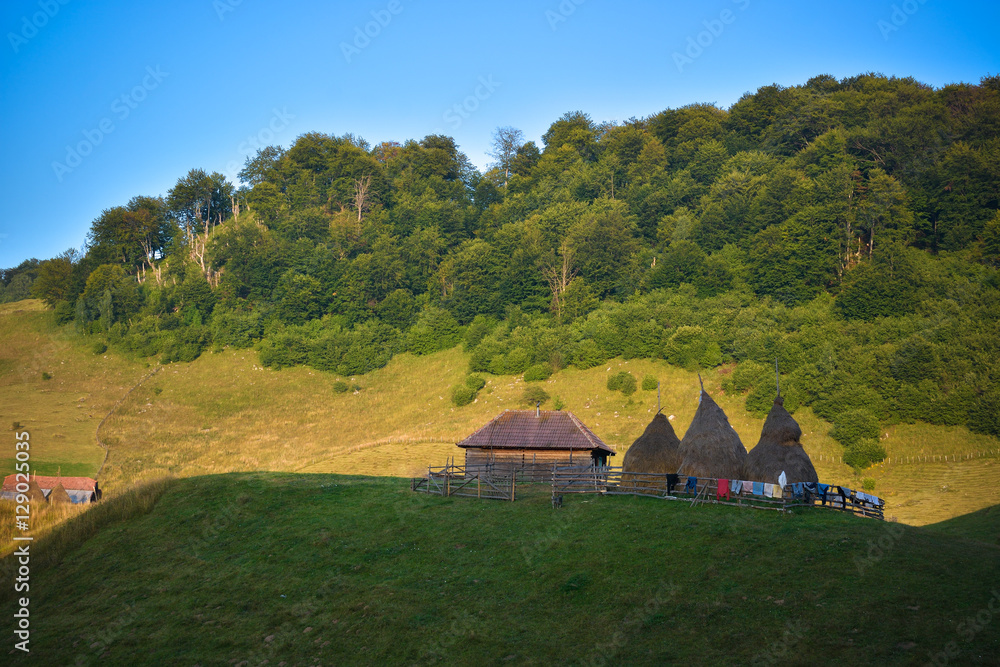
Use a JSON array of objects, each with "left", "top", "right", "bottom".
[
  {"left": 456, "top": 410, "right": 615, "bottom": 455},
  {"left": 2, "top": 475, "right": 98, "bottom": 493}
]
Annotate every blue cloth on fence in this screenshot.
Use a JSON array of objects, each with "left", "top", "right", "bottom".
[
  {"left": 817, "top": 483, "right": 830, "bottom": 503},
  {"left": 730, "top": 479, "right": 742, "bottom": 494},
  {"left": 752, "top": 482, "right": 764, "bottom": 496},
  {"left": 685, "top": 476, "right": 697, "bottom": 493},
  {"left": 840, "top": 486, "right": 852, "bottom": 497},
  {"left": 792, "top": 482, "right": 805, "bottom": 499}
]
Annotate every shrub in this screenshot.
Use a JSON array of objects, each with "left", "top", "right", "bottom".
[
  {"left": 745, "top": 382, "right": 800, "bottom": 417},
  {"left": 641, "top": 375, "right": 658, "bottom": 391},
  {"left": 722, "top": 360, "right": 770, "bottom": 394},
  {"left": 862, "top": 478, "right": 876, "bottom": 491},
  {"left": 332, "top": 380, "right": 349, "bottom": 394},
  {"left": 408, "top": 306, "right": 460, "bottom": 355},
  {"left": 41, "top": 372, "right": 52, "bottom": 381},
  {"left": 53, "top": 300, "right": 75, "bottom": 325},
  {"left": 569, "top": 338, "right": 607, "bottom": 370},
  {"left": 830, "top": 409, "right": 880, "bottom": 448},
  {"left": 451, "top": 384, "right": 476, "bottom": 407},
  {"left": 553, "top": 396, "right": 566, "bottom": 410},
  {"left": 92, "top": 341, "right": 108, "bottom": 355},
  {"left": 523, "top": 363, "right": 553, "bottom": 382},
  {"left": 843, "top": 439, "right": 887, "bottom": 470},
  {"left": 465, "top": 374, "right": 486, "bottom": 391},
  {"left": 607, "top": 371, "right": 637, "bottom": 396},
  {"left": 521, "top": 385, "right": 550, "bottom": 407}
]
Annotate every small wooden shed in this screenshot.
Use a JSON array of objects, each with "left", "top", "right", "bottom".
[{"left": 457, "top": 409, "right": 614, "bottom": 478}]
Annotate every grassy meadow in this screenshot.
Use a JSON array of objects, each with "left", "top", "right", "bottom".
[
  {"left": 1, "top": 301, "right": 999, "bottom": 553},
  {"left": 2, "top": 473, "right": 998, "bottom": 665}
]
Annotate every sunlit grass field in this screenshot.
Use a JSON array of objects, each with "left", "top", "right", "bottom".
[{"left": 1, "top": 300, "right": 998, "bottom": 553}]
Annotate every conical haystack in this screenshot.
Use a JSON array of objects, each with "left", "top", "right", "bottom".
[
  {"left": 676, "top": 387, "right": 748, "bottom": 480},
  {"left": 745, "top": 396, "right": 818, "bottom": 484},
  {"left": 26, "top": 478, "right": 47, "bottom": 503},
  {"left": 48, "top": 482, "right": 73, "bottom": 504},
  {"left": 622, "top": 413, "right": 682, "bottom": 490}
]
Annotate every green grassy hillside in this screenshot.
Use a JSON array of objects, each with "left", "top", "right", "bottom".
[
  {"left": 2, "top": 301, "right": 999, "bottom": 551},
  {"left": 4, "top": 473, "right": 998, "bottom": 665}
]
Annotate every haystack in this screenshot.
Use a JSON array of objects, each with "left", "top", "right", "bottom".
[
  {"left": 48, "top": 482, "right": 73, "bottom": 504},
  {"left": 621, "top": 413, "right": 682, "bottom": 490},
  {"left": 676, "top": 385, "right": 748, "bottom": 480},
  {"left": 26, "top": 478, "right": 47, "bottom": 503},
  {"left": 745, "top": 396, "right": 818, "bottom": 484}
]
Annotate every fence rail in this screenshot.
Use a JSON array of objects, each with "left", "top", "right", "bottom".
[
  {"left": 550, "top": 466, "right": 884, "bottom": 520},
  {"left": 411, "top": 463, "right": 517, "bottom": 501}
]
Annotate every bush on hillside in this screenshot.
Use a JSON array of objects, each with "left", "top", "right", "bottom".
[
  {"left": 523, "top": 363, "right": 553, "bottom": 382},
  {"left": 451, "top": 384, "right": 476, "bottom": 407},
  {"left": 521, "top": 385, "right": 550, "bottom": 407},
  {"left": 830, "top": 409, "right": 880, "bottom": 448},
  {"left": 332, "top": 380, "right": 350, "bottom": 394},
  {"left": 843, "top": 439, "right": 887, "bottom": 470},
  {"left": 465, "top": 374, "right": 486, "bottom": 391},
  {"left": 408, "top": 306, "right": 460, "bottom": 355},
  {"left": 641, "top": 375, "right": 658, "bottom": 391},
  {"left": 722, "top": 360, "right": 771, "bottom": 394},
  {"left": 607, "top": 370, "right": 637, "bottom": 396}
]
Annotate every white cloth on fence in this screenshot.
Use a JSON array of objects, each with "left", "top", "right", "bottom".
[{"left": 778, "top": 471, "right": 787, "bottom": 489}]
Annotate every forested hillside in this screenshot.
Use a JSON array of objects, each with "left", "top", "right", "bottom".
[{"left": 9, "top": 72, "right": 1000, "bottom": 468}]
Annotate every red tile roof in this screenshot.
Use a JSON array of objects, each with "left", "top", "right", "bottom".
[
  {"left": 2, "top": 475, "right": 97, "bottom": 493},
  {"left": 457, "top": 410, "right": 614, "bottom": 455}
]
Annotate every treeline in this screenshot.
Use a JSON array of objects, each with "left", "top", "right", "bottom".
[{"left": 12, "top": 72, "right": 1000, "bottom": 467}]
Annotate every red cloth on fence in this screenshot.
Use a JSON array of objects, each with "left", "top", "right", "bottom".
[{"left": 716, "top": 478, "right": 730, "bottom": 500}]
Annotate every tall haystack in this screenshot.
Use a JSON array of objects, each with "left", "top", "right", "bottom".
[
  {"left": 676, "top": 383, "right": 748, "bottom": 480},
  {"left": 622, "top": 413, "right": 682, "bottom": 490},
  {"left": 48, "top": 482, "right": 73, "bottom": 504},
  {"left": 26, "top": 478, "right": 47, "bottom": 503},
  {"left": 745, "top": 396, "right": 818, "bottom": 484}
]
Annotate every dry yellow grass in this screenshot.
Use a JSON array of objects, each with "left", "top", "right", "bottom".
[
  {"left": 1, "top": 302, "right": 998, "bottom": 546},
  {"left": 0, "top": 300, "right": 146, "bottom": 477}
]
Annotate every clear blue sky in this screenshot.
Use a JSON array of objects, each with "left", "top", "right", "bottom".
[{"left": 1, "top": 0, "right": 997, "bottom": 268}]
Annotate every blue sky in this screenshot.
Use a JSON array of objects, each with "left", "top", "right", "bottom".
[{"left": 1, "top": 0, "right": 997, "bottom": 268}]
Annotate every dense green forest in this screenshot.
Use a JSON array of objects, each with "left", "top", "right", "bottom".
[{"left": 7, "top": 72, "right": 1000, "bottom": 468}]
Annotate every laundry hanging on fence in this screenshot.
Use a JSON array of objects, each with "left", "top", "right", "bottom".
[
  {"left": 730, "top": 479, "right": 742, "bottom": 495},
  {"left": 752, "top": 482, "right": 764, "bottom": 496},
  {"left": 666, "top": 474, "right": 679, "bottom": 495},
  {"left": 792, "top": 483, "right": 805, "bottom": 499},
  {"left": 685, "top": 476, "right": 698, "bottom": 493},
  {"left": 817, "top": 483, "right": 830, "bottom": 504},
  {"left": 717, "top": 478, "right": 730, "bottom": 500},
  {"left": 742, "top": 480, "right": 753, "bottom": 494}
]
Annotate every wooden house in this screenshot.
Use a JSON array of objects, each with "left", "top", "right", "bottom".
[{"left": 457, "top": 409, "right": 614, "bottom": 478}]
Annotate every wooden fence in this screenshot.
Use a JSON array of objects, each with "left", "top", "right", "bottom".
[
  {"left": 550, "top": 466, "right": 884, "bottom": 520},
  {"left": 411, "top": 463, "right": 517, "bottom": 501}
]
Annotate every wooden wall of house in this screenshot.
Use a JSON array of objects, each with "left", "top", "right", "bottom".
[{"left": 463, "top": 448, "right": 601, "bottom": 479}]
